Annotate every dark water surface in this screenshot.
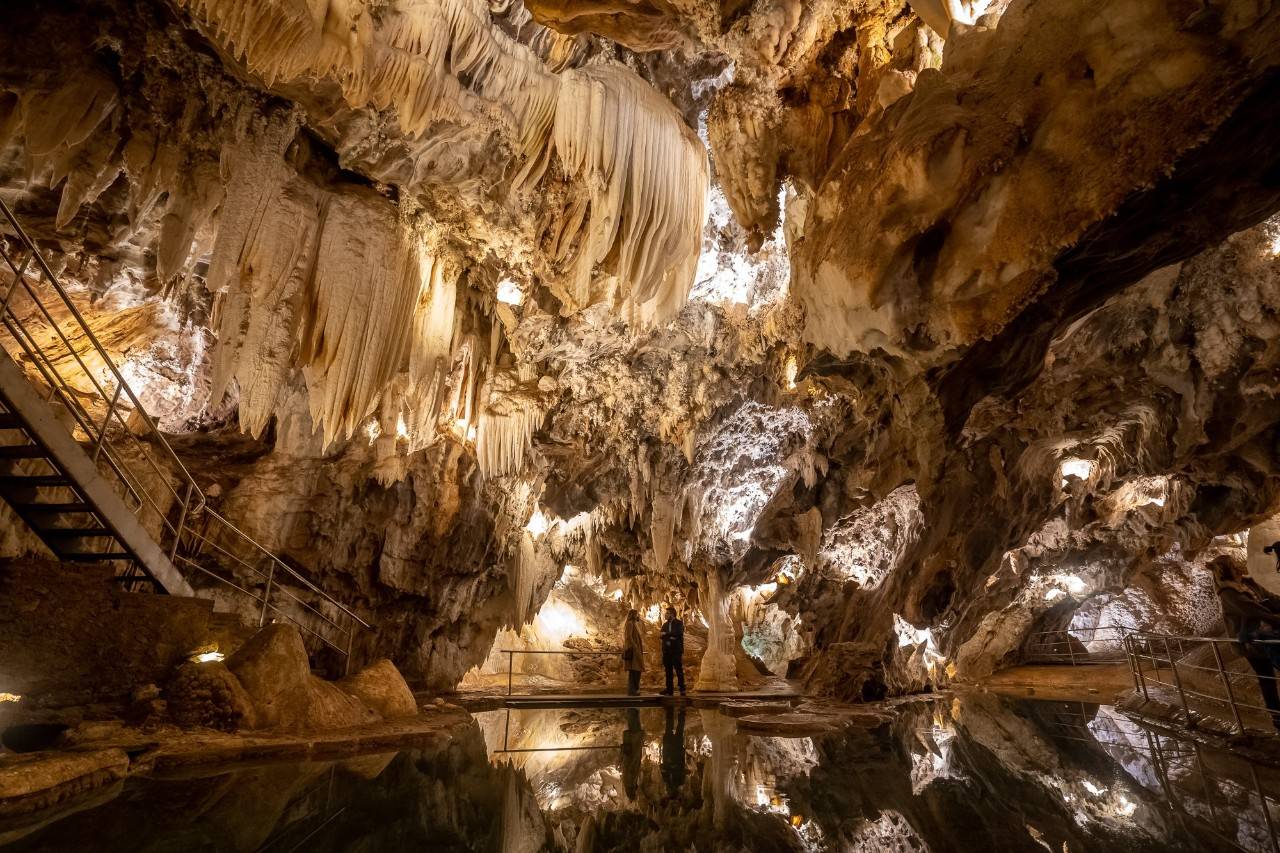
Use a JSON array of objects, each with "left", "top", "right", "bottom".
[{"left": 3, "top": 694, "right": 1278, "bottom": 852}]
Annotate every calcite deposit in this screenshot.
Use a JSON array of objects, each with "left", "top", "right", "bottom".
[{"left": 3, "top": 0, "right": 1280, "bottom": 702}]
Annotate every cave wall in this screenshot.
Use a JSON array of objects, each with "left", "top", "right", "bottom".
[{"left": 2, "top": 0, "right": 1280, "bottom": 699}]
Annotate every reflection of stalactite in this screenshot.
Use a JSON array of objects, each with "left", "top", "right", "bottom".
[
  {"left": 500, "top": 764, "right": 546, "bottom": 853},
  {"left": 699, "top": 707, "right": 736, "bottom": 831}
]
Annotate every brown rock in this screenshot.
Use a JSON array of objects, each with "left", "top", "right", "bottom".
[
  {"left": 0, "top": 748, "right": 128, "bottom": 817},
  {"left": 339, "top": 659, "right": 417, "bottom": 719},
  {"left": 227, "top": 624, "right": 377, "bottom": 731},
  {"left": 166, "top": 661, "right": 257, "bottom": 731}
]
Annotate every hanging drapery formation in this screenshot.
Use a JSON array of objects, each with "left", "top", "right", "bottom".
[
  {"left": 475, "top": 369, "right": 544, "bottom": 479},
  {"left": 207, "top": 114, "right": 458, "bottom": 448},
  {"left": 552, "top": 64, "right": 709, "bottom": 327},
  {"left": 175, "top": 0, "right": 559, "bottom": 149},
  {"left": 176, "top": 0, "right": 709, "bottom": 327}
]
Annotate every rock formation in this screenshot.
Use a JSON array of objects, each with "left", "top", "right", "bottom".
[{"left": 4, "top": 0, "right": 1280, "bottom": 700}]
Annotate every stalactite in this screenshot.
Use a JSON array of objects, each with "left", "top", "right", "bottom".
[
  {"left": 551, "top": 64, "right": 709, "bottom": 327},
  {"left": 650, "top": 491, "right": 677, "bottom": 571},
  {"left": 299, "top": 189, "right": 426, "bottom": 447},
  {"left": 476, "top": 369, "right": 544, "bottom": 479},
  {"left": 176, "top": 0, "right": 709, "bottom": 327}
]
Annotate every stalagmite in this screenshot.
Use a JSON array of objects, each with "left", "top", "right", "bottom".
[{"left": 695, "top": 567, "right": 739, "bottom": 692}]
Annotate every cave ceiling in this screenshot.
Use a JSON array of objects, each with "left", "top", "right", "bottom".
[{"left": 4, "top": 0, "right": 1280, "bottom": 693}]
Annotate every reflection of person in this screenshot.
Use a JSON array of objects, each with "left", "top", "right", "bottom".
[
  {"left": 622, "top": 609, "right": 644, "bottom": 696},
  {"left": 661, "top": 705, "right": 686, "bottom": 798},
  {"left": 621, "top": 707, "right": 643, "bottom": 801},
  {"left": 1212, "top": 556, "right": 1280, "bottom": 730},
  {"left": 660, "top": 606, "right": 686, "bottom": 696}
]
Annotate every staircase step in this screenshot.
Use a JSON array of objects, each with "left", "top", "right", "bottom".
[
  {"left": 0, "top": 414, "right": 22, "bottom": 430},
  {"left": 10, "top": 501, "right": 92, "bottom": 513},
  {"left": 59, "top": 551, "right": 132, "bottom": 562},
  {"left": 0, "top": 474, "right": 67, "bottom": 488},
  {"left": 40, "top": 527, "right": 112, "bottom": 539},
  {"left": 0, "top": 444, "right": 44, "bottom": 459}
]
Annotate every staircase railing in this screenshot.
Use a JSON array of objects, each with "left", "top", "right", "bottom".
[
  {"left": 0, "top": 196, "right": 369, "bottom": 672},
  {"left": 1125, "top": 632, "right": 1280, "bottom": 737},
  {"left": 1023, "top": 623, "right": 1134, "bottom": 665}
]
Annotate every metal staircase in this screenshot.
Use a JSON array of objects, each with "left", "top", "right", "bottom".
[{"left": 0, "top": 196, "right": 369, "bottom": 671}]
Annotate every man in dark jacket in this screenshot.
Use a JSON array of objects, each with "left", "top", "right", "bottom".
[
  {"left": 659, "top": 606, "right": 686, "bottom": 696},
  {"left": 1213, "top": 556, "right": 1280, "bottom": 730}
]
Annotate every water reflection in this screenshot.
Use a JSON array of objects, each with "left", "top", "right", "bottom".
[{"left": 3, "top": 695, "right": 1279, "bottom": 851}]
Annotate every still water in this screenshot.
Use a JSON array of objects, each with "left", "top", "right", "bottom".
[{"left": 3, "top": 694, "right": 1278, "bottom": 852}]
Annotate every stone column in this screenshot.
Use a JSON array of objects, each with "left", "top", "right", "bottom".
[{"left": 695, "top": 567, "right": 739, "bottom": 692}]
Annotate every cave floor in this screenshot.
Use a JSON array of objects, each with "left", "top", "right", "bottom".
[
  {"left": 978, "top": 663, "right": 1137, "bottom": 703},
  {"left": 5, "top": 694, "right": 1279, "bottom": 851}
]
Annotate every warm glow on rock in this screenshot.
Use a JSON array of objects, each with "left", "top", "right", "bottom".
[{"left": 191, "top": 650, "right": 225, "bottom": 663}]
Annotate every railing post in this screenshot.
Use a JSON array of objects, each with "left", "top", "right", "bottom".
[
  {"left": 1249, "top": 760, "right": 1280, "bottom": 853},
  {"left": 260, "top": 561, "right": 274, "bottom": 627},
  {"left": 1209, "top": 640, "right": 1244, "bottom": 734},
  {"left": 1066, "top": 632, "right": 1077, "bottom": 666},
  {"left": 344, "top": 625, "right": 354, "bottom": 677},
  {"left": 170, "top": 480, "right": 193, "bottom": 563},
  {"left": 1163, "top": 637, "right": 1193, "bottom": 729},
  {"left": 93, "top": 382, "right": 124, "bottom": 462},
  {"left": 508, "top": 650, "right": 514, "bottom": 696},
  {"left": 1125, "top": 635, "right": 1141, "bottom": 692}
]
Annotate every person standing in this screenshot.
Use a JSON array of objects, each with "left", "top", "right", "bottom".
[
  {"left": 1212, "top": 555, "right": 1280, "bottom": 730},
  {"left": 659, "top": 606, "right": 686, "bottom": 696},
  {"left": 622, "top": 609, "right": 644, "bottom": 696}
]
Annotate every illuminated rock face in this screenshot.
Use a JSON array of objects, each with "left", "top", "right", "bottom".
[{"left": 5, "top": 0, "right": 1280, "bottom": 698}]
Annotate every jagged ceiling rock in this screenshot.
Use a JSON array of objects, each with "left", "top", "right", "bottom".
[
  {"left": 796, "top": 0, "right": 1280, "bottom": 360},
  {"left": 6, "top": 0, "right": 1280, "bottom": 703}
]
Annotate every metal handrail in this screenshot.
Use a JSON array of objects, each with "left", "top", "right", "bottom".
[
  {"left": 501, "top": 648, "right": 623, "bottom": 695},
  {"left": 0, "top": 197, "right": 369, "bottom": 671},
  {"left": 1024, "top": 623, "right": 1134, "bottom": 665},
  {"left": 1125, "top": 631, "right": 1280, "bottom": 737}
]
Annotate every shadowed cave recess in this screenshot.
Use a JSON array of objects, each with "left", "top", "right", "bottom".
[{"left": 5, "top": 0, "right": 1280, "bottom": 715}]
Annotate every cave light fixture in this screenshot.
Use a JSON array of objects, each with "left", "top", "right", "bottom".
[
  {"left": 496, "top": 278, "right": 525, "bottom": 306},
  {"left": 396, "top": 412, "right": 410, "bottom": 442},
  {"left": 191, "top": 650, "right": 225, "bottom": 663},
  {"left": 0, "top": 692, "right": 19, "bottom": 703}
]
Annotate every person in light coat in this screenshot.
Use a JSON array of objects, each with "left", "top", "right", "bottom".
[{"left": 622, "top": 609, "right": 644, "bottom": 696}]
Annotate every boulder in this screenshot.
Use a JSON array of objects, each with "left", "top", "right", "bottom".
[
  {"left": 166, "top": 661, "right": 257, "bottom": 731},
  {"left": 226, "top": 624, "right": 377, "bottom": 731},
  {"left": 339, "top": 659, "right": 417, "bottom": 719}
]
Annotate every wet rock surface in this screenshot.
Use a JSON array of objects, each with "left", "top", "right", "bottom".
[{"left": 2, "top": 696, "right": 1277, "bottom": 851}]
